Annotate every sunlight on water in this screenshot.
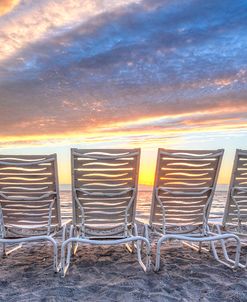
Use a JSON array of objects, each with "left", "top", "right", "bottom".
[{"left": 60, "top": 189, "right": 226, "bottom": 224}]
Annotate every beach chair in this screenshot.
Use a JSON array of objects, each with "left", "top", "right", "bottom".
[
  {"left": 0, "top": 154, "right": 67, "bottom": 272},
  {"left": 61, "top": 149, "right": 151, "bottom": 276},
  {"left": 211, "top": 149, "right": 247, "bottom": 267},
  {"left": 146, "top": 149, "right": 241, "bottom": 271},
  {"left": 222, "top": 149, "right": 247, "bottom": 237}
]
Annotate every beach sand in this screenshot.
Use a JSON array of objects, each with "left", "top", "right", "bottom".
[
  {"left": 0, "top": 233, "right": 247, "bottom": 302},
  {"left": 1, "top": 190, "right": 247, "bottom": 301}
]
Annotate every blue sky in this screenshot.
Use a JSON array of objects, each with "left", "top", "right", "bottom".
[{"left": 0, "top": 0, "right": 246, "bottom": 184}]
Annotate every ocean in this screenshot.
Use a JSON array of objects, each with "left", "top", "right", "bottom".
[{"left": 60, "top": 188, "right": 227, "bottom": 224}]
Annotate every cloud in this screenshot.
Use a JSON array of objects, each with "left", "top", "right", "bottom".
[
  {"left": 0, "top": 0, "right": 19, "bottom": 16},
  {"left": 0, "top": 0, "right": 142, "bottom": 61},
  {"left": 0, "top": 0, "right": 247, "bottom": 147},
  {"left": 1, "top": 100, "right": 247, "bottom": 149}
]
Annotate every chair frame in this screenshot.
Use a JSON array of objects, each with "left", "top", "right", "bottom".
[
  {"left": 0, "top": 154, "right": 69, "bottom": 272},
  {"left": 211, "top": 149, "right": 247, "bottom": 267},
  {"left": 144, "top": 149, "right": 242, "bottom": 271},
  {"left": 223, "top": 149, "right": 247, "bottom": 234},
  {"left": 61, "top": 149, "right": 150, "bottom": 276}
]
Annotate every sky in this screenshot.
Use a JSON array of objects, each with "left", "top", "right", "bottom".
[{"left": 0, "top": 0, "right": 247, "bottom": 185}]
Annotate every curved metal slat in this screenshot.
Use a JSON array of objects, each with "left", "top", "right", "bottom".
[
  {"left": 71, "top": 149, "right": 140, "bottom": 235},
  {"left": 150, "top": 149, "right": 224, "bottom": 231},
  {"left": 0, "top": 154, "right": 61, "bottom": 232}
]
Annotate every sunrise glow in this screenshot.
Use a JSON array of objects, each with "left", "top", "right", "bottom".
[{"left": 0, "top": 0, "right": 246, "bottom": 186}]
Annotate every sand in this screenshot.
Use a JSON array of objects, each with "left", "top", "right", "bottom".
[
  {"left": 1, "top": 232, "right": 247, "bottom": 302},
  {"left": 1, "top": 190, "right": 246, "bottom": 301}
]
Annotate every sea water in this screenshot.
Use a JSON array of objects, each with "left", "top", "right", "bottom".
[{"left": 60, "top": 189, "right": 227, "bottom": 224}]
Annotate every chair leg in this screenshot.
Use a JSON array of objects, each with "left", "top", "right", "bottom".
[
  {"left": 141, "top": 224, "right": 150, "bottom": 251},
  {"left": 61, "top": 235, "right": 151, "bottom": 276},
  {"left": 57, "top": 224, "right": 70, "bottom": 271},
  {"left": 62, "top": 224, "right": 68, "bottom": 242},
  {"left": 61, "top": 239, "right": 72, "bottom": 277},
  {"left": 73, "top": 226, "right": 79, "bottom": 255},
  {"left": 155, "top": 236, "right": 164, "bottom": 272},
  {"left": 49, "top": 237, "right": 58, "bottom": 273},
  {"left": 125, "top": 227, "right": 136, "bottom": 253},
  {"left": 198, "top": 241, "right": 202, "bottom": 253},
  {"left": 209, "top": 225, "right": 244, "bottom": 269},
  {"left": 0, "top": 236, "right": 58, "bottom": 272},
  {"left": 133, "top": 224, "right": 151, "bottom": 271},
  {"left": 136, "top": 239, "right": 151, "bottom": 272},
  {"left": 61, "top": 225, "right": 75, "bottom": 276},
  {"left": 154, "top": 233, "right": 243, "bottom": 272},
  {"left": 210, "top": 237, "right": 241, "bottom": 269},
  {"left": 38, "top": 236, "right": 59, "bottom": 272},
  {"left": 2, "top": 243, "right": 6, "bottom": 257}
]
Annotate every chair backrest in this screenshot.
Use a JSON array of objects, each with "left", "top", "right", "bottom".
[
  {"left": 0, "top": 154, "right": 61, "bottom": 232},
  {"left": 71, "top": 149, "right": 140, "bottom": 235},
  {"left": 223, "top": 149, "right": 247, "bottom": 227},
  {"left": 150, "top": 149, "right": 224, "bottom": 231}
]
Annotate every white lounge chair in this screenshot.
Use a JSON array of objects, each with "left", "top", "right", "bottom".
[
  {"left": 145, "top": 149, "right": 241, "bottom": 271},
  {"left": 61, "top": 149, "right": 151, "bottom": 276},
  {"left": 223, "top": 149, "right": 247, "bottom": 237},
  {"left": 0, "top": 154, "right": 66, "bottom": 272},
  {"left": 211, "top": 149, "right": 247, "bottom": 267}
]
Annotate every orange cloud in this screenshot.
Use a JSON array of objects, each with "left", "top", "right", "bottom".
[
  {"left": 1, "top": 115, "right": 247, "bottom": 149},
  {"left": 0, "top": 0, "right": 142, "bottom": 61},
  {"left": 0, "top": 0, "right": 19, "bottom": 16}
]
